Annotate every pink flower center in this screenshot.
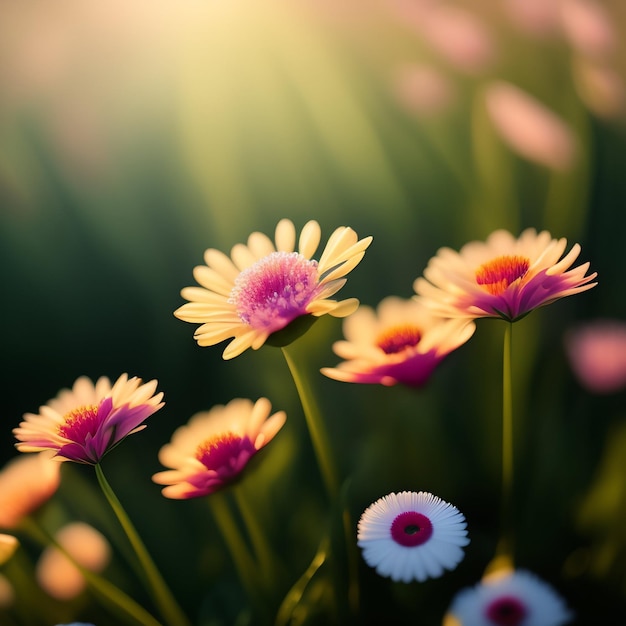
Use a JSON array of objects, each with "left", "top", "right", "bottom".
[
  {"left": 390, "top": 511, "right": 433, "bottom": 547},
  {"left": 485, "top": 596, "right": 528, "bottom": 626},
  {"left": 58, "top": 404, "right": 100, "bottom": 442},
  {"left": 195, "top": 432, "right": 256, "bottom": 471},
  {"left": 475, "top": 255, "right": 530, "bottom": 296},
  {"left": 229, "top": 251, "right": 320, "bottom": 332},
  {"left": 376, "top": 324, "right": 422, "bottom": 354}
]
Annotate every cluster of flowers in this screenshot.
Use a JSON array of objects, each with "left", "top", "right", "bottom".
[{"left": 7, "top": 219, "right": 599, "bottom": 625}]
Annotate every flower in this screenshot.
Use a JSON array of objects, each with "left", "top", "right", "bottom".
[
  {"left": 357, "top": 491, "right": 469, "bottom": 583},
  {"left": 37, "top": 522, "right": 111, "bottom": 600},
  {"left": 0, "top": 452, "right": 61, "bottom": 528},
  {"left": 0, "top": 535, "right": 19, "bottom": 566},
  {"left": 446, "top": 568, "right": 573, "bottom": 626},
  {"left": 413, "top": 228, "right": 597, "bottom": 322},
  {"left": 565, "top": 319, "right": 626, "bottom": 393},
  {"left": 13, "top": 374, "right": 164, "bottom": 465},
  {"left": 321, "top": 296, "right": 476, "bottom": 387},
  {"left": 174, "top": 218, "right": 373, "bottom": 359},
  {"left": 153, "top": 397, "right": 286, "bottom": 499}
]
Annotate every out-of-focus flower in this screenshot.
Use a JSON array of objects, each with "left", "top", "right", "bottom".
[
  {"left": 414, "top": 229, "right": 597, "bottom": 322},
  {"left": 0, "top": 535, "right": 19, "bottom": 566},
  {"left": 391, "top": 64, "right": 456, "bottom": 117},
  {"left": 13, "top": 374, "right": 164, "bottom": 464},
  {"left": 559, "top": 0, "right": 615, "bottom": 60},
  {"left": 153, "top": 398, "right": 286, "bottom": 499},
  {"left": 445, "top": 568, "right": 572, "bottom": 626},
  {"left": 0, "top": 574, "right": 14, "bottom": 608},
  {"left": 0, "top": 452, "right": 61, "bottom": 529},
  {"left": 565, "top": 319, "right": 626, "bottom": 393},
  {"left": 484, "top": 81, "right": 578, "bottom": 171},
  {"left": 37, "top": 522, "right": 111, "bottom": 601},
  {"left": 174, "top": 219, "right": 373, "bottom": 359},
  {"left": 321, "top": 296, "right": 475, "bottom": 387},
  {"left": 357, "top": 491, "right": 469, "bottom": 583},
  {"left": 503, "top": 0, "right": 562, "bottom": 37},
  {"left": 418, "top": 5, "right": 495, "bottom": 75},
  {"left": 572, "top": 58, "right": 626, "bottom": 120}
]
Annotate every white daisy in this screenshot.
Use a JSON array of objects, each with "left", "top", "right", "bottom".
[{"left": 357, "top": 491, "right": 469, "bottom": 583}]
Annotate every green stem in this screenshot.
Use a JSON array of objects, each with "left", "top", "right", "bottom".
[
  {"left": 233, "top": 484, "right": 277, "bottom": 580},
  {"left": 210, "top": 491, "right": 261, "bottom": 607},
  {"left": 499, "top": 321, "right": 514, "bottom": 561},
  {"left": 22, "top": 516, "right": 163, "bottom": 626},
  {"left": 281, "top": 344, "right": 359, "bottom": 618},
  {"left": 281, "top": 345, "right": 339, "bottom": 499},
  {"left": 94, "top": 463, "right": 190, "bottom": 626}
]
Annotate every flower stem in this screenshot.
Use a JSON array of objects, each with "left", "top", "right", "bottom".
[
  {"left": 210, "top": 491, "right": 262, "bottom": 608},
  {"left": 22, "top": 516, "right": 163, "bottom": 626},
  {"left": 498, "top": 321, "right": 515, "bottom": 561},
  {"left": 233, "top": 484, "right": 278, "bottom": 581},
  {"left": 94, "top": 463, "right": 190, "bottom": 626},
  {"left": 281, "top": 345, "right": 339, "bottom": 499},
  {"left": 281, "top": 344, "right": 359, "bottom": 617}
]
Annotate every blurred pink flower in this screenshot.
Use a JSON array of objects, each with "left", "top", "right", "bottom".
[
  {"left": 565, "top": 320, "right": 626, "bottom": 393},
  {"left": 559, "top": 0, "right": 616, "bottom": 60},
  {"left": 392, "top": 64, "right": 456, "bottom": 116},
  {"left": 0, "top": 452, "right": 60, "bottom": 529},
  {"left": 36, "top": 522, "right": 111, "bottom": 600},
  {"left": 153, "top": 398, "right": 286, "bottom": 499},
  {"left": 414, "top": 228, "right": 597, "bottom": 322},
  {"left": 484, "top": 81, "right": 578, "bottom": 171},
  {"left": 503, "top": 0, "right": 562, "bottom": 36},
  {"left": 572, "top": 58, "right": 626, "bottom": 120},
  {"left": 14, "top": 374, "right": 164, "bottom": 464},
  {"left": 321, "top": 296, "right": 475, "bottom": 387},
  {"left": 0, "top": 574, "right": 14, "bottom": 608}
]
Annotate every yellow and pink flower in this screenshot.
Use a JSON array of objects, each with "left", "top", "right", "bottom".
[
  {"left": 13, "top": 374, "right": 164, "bottom": 465},
  {"left": 321, "top": 296, "right": 475, "bottom": 387},
  {"left": 153, "top": 397, "right": 286, "bottom": 499},
  {"left": 174, "top": 218, "right": 373, "bottom": 359},
  {"left": 414, "top": 228, "right": 597, "bottom": 322}
]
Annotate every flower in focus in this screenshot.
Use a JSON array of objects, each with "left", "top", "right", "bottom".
[
  {"left": 321, "top": 296, "right": 475, "bottom": 387},
  {"left": 0, "top": 452, "right": 60, "bottom": 529},
  {"left": 0, "top": 535, "right": 19, "bottom": 566},
  {"left": 357, "top": 491, "right": 469, "bottom": 583},
  {"left": 174, "top": 218, "right": 373, "bottom": 359},
  {"left": 446, "top": 568, "right": 572, "bottom": 626},
  {"left": 153, "top": 398, "right": 286, "bottom": 499},
  {"left": 413, "top": 228, "right": 597, "bottom": 322},
  {"left": 13, "top": 374, "right": 164, "bottom": 464},
  {"left": 565, "top": 319, "right": 626, "bottom": 393},
  {"left": 37, "top": 522, "right": 111, "bottom": 601}
]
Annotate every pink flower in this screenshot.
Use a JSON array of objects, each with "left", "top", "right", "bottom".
[
  {"left": 153, "top": 398, "right": 286, "bottom": 499},
  {"left": 0, "top": 452, "right": 60, "bottom": 528},
  {"left": 13, "top": 374, "right": 164, "bottom": 464},
  {"left": 414, "top": 229, "right": 597, "bottom": 322},
  {"left": 321, "top": 296, "right": 475, "bottom": 387},
  {"left": 174, "top": 218, "right": 373, "bottom": 359},
  {"left": 565, "top": 319, "right": 626, "bottom": 393}
]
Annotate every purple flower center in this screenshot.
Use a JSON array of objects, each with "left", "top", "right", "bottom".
[
  {"left": 475, "top": 255, "right": 530, "bottom": 295},
  {"left": 390, "top": 511, "right": 433, "bottom": 547},
  {"left": 195, "top": 432, "right": 256, "bottom": 471},
  {"left": 229, "top": 251, "right": 320, "bottom": 332},
  {"left": 485, "top": 595, "right": 528, "bottom": 626},
  {"left": 376, "top": 324, "right": 422, "bottom": 354},
  {"left": 58, "top": 404, "right": 101, "bottom": 442}
]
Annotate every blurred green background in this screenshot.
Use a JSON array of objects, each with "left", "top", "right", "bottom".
[{"left": 1, "top": 0, "right": 626, "bottom": 624}]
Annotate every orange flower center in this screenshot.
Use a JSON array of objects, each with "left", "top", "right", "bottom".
[
  {"left": 475, "top": 255, "right": 530, "bottom": 295},
  {"left": 58, "top": 404, "right": 100, "bottom": 441},
  {"left": 376, "top": 324, "right": 422, "bottom": 354},
  {"left": 195, "top": 432, "right": 255, "bottom": 470}
]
